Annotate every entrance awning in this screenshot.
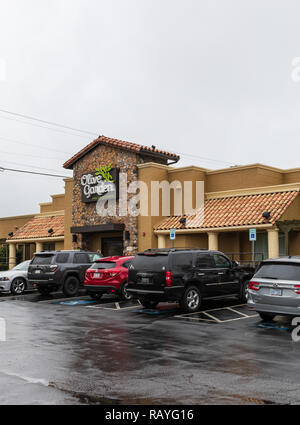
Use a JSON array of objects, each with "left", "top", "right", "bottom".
[{"left": 70, "top": 224, "right": 124, "bottom": 234}]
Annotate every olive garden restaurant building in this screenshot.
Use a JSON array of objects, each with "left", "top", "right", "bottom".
[{"left": 2, "top": 135, "right": 300, "bottom": 268}]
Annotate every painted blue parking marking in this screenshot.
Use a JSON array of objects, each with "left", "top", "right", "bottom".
[
  {"left": 134, "top": 308, "right": 179, "bottom": 315},
  {"left": 250, "top": 322, "right": 293, "bottom": 332},
  {"left": 53, "top": 300, "right": 97, "bottom": 306}
]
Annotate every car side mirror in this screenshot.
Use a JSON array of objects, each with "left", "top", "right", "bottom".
[{"left": 232, "top": 260, "right": 239, "bottom": 268}]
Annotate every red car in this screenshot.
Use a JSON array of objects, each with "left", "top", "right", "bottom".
[{"left": 84, "top": 256, "right": 134, "bottom": 301}]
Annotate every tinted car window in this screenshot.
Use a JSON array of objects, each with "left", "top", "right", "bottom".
[
  {"left": 90, "top": 261, "right": 116, "bottom": 270},
  {"left": 31, "top": 255, "right": 54, "bottom": 265},
  {"left": 56, "top": 253, "right": 69, "bottom": 264},
  {"left": 172, "top": 253, "right": 193, "bottom": 269},
  {"left": 132, "top": 254, "right": 168, "bottom": 271},
  {"left": 195, "top": 254, "right": 214, "bottom": 268},
  {"left": 73, "top": 253, "right": 89, "bottom": 264},
  {"left": 255, "top": 262, "right": 300, "bottom": 281},
  {"left": 213, "top": 254, "right": 231, "bottom": 268}
]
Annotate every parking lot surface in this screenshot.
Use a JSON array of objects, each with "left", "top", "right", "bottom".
[{"left": 0, "top": 291, "right": 300, "bottom": 405}]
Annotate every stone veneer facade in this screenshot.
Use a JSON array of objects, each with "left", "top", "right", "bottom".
[{"left": 71, "top": 143, "right": 167, "bottom": 255}]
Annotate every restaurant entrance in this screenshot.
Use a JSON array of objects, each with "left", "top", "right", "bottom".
[{"left": 101, "top": 237, "right": 123, "bottom": 257}]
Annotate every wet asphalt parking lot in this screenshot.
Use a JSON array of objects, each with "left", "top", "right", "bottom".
[{"left": 0, "top": 290, "right": 300, "bottom": 405}]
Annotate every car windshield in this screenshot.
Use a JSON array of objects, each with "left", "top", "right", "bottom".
[
  {"left": 13, "top": 261, "right": 30, "bottom": 271},
  {"left": 255, "top": 262, "right": 300, "bottom": 281},
  {"left": 90, "top": 261, "right": 116, "bottom": 270}
]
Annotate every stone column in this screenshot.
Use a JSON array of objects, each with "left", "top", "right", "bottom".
[
  {"left": 35, "top": 242, "right": 43, "bottom": 253},
  {"left": 268, "top": 229, "right": 280, "bottom": 259},
  {"left": 157, "top": 235, "right": 166, "bottom": 249},
  {"left": 9, "top": 243, "right": 16, "bottom": 270},
  {"left": 208, "top": 232, "right": 219, "bottom": 251}
]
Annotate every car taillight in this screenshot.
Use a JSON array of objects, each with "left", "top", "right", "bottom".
[
  {"left": 104, "top": 271, "right": 120, "bottom": 278},
  {"left": 166, "top": 271, "right": 174, "bottom": 287},
  {"left": 248, "top": 281, "right": 260, "bottom": 291},
  {"left": 50, "top": 265, "right": 58, "bottom": 272},
  {"left": 294, "top": 285, "right": 300, "bottom": 294}
]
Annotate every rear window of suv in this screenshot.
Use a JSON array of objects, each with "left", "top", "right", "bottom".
[
  {"left": 31, "top": 255, "right": 54, "bottom": 265},
  {"left": 255, "top": 262, "right": 300, "bottom": 281},
  {"left": 132, "top": 254, "right": 168, "bottom": 271},
  {"left": 90, "top": 261, "right": 116, "bottom": 270}
]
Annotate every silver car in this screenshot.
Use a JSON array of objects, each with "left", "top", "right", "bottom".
[
  {"left": 0, "top": 260, "right": 33, "bottom": 295},
  {"left": 248, "top": 257, "right": 300, "bottom": 321}
]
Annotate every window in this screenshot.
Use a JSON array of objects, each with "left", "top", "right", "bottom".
[
  {"left": 73, "top": 253, "right": 89, "bottom": 264},
  {"left": 255, "top": 262, "right": 300, "bottom": 281},
  {"left": 172, "top": 253, "right": 193, "bottom": 269},
  {"left": 88, "top": 253, "right": 102, "bottom": 263},
  {"left": 213, "top": 254, "right": 231, "bottom": 269},
  {"left": 42, "top": 243, "right": 55, "bottom": 252},
  {"left": 13, "top": 261, "right": 30, "bottom": 271},
  {"left": 55, "top": 253, "right": 69, "bottom": 264},
  {"left": 32, "top": 255, "right": 54, "bottom": 265},
  {"left": 195, "top": 254, "right": 214, "bottom": 268},
  {"left": 132, "top": 254, "right": 168, "bottom": 271},
  {"left": 122, "top": 260, "right": 133, "bottom": 269},
  {"left": 90, "top": 261, "right": 116, "bottom": 270}
]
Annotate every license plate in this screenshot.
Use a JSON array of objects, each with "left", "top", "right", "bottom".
[
  {"left": 35, "top": 270, "right": 41, "bottom": 274},
  {"left": 141, "top": 278, "right": 151, "bottom": 284},
  {"left": 270, "top": 288, "right": 282, "bottom": 296},
  {"left": 93, "top": 273, "right": 102, "bottom": 279}
]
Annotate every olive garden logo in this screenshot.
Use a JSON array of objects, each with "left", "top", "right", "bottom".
[{"left": 80, "top": 164, "right": 119, "bottom": 203}]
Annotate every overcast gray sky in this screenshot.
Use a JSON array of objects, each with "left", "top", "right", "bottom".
[{"left": 1, "top": 0, "right": 300, "bottom": 216}]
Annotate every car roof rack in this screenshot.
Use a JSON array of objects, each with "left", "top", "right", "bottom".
[{"left": 142, "top": 247, "right": 208, "bottom": 253}]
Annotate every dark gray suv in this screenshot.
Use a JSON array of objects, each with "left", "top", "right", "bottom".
[{"left": 28, "top": 250, "right": 102, "bottom": 297}]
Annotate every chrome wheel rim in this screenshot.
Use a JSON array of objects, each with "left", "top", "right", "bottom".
[
  {"left": 244, "top": 283, "right": 249, "bottom": 301},
  {"left": 187, "top": 289, "right": 200, "bottom": 310},
  {"left": 123, "top": 285, "right": 131, "bottom": 300},
  {"left": 13, "top": 279, "right": 25, "bottom": 294}
]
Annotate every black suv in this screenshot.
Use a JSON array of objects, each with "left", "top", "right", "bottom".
[
  {"left": 28, "top": 250, "right": 102, "bottom": 297},
  {"left": 127, "top": 249, "right": 254, "bottom": 313}
]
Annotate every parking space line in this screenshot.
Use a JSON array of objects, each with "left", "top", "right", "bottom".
[
  {"left": 202, "top": 311, "right": 222, "bottom": 323},
  {"left": 174, "top": 303, "right": 259, "bottom": 324},
  {"left": 87, "top": 304, "right": 140, "bottom": 311},
  {"left": 174, "top": 315, "right": 216, "bottom": 323},
  {"left": 226, "top": 307, "right": 250, "bottom": 317}
]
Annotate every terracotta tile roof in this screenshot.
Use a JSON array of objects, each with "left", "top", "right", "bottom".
[
  {"left": 8, "top": 215, "right": 64, "bottom": 240},
  {"left": 63, "top": 135, "right": 180, "bottom": 169},
  {"left": 155, "top": 191, "right": 299, "bottom": 230}
]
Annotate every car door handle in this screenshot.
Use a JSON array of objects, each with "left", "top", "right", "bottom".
[
  {"left": 197, "top": 273, "right": 205, "bottom": 276},
  {"left": 218, "top": 272, "right": 225, "bottom": 275}
]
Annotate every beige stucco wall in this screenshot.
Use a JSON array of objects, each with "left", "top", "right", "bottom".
[
  {"left": 39, "top": 193, "right": 66, "bottom": 214},
  {"left": 63, "top": 178, "right": 74, "bottom": 250}
]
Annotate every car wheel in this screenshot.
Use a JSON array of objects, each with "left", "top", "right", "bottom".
[
  {"left": 10, "top": 278, "right": 26, "bottom": 295},
  {"left": 89, "top": 293, "right": 103, "bottom": 300},
  {"left": 120, "top": 283, "right": 132, "bottom": 301},
  {"left": 140, "top": 300, "right": 159, "bottom": 309},
  {"left": 63, "top": 276, "right": 80, "bottom": 297},
  {"left": 239, "top": 280, "right": 249, "bottom": 303},
  {"left": 180, "top": 286, "right": 201, "bottom": 313},
  {"left": 37, "top": 287, "right": 53, "bottom": 296},
  {"left": 259, "top": 312, "right": 276, "bottom": 321}
]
